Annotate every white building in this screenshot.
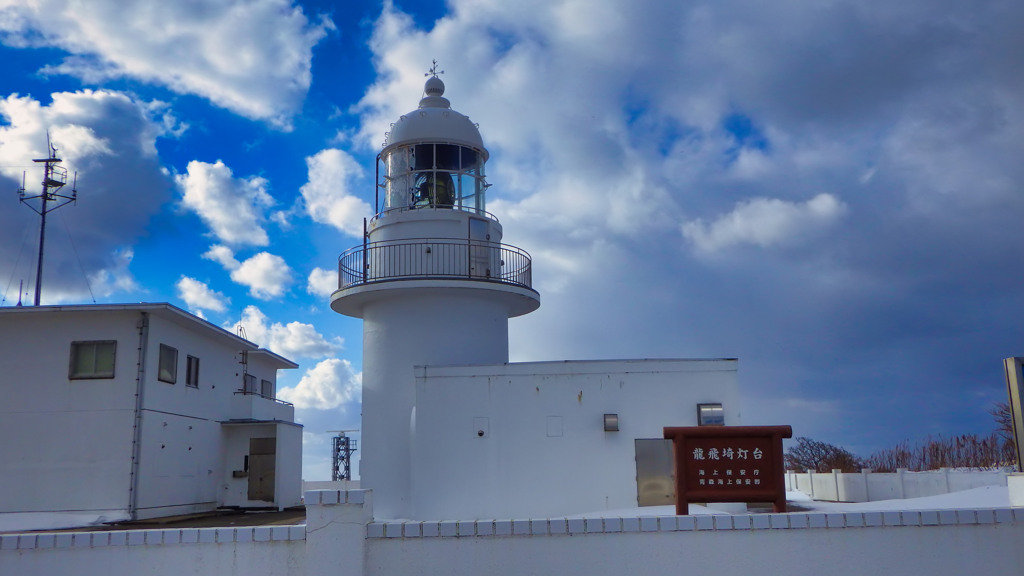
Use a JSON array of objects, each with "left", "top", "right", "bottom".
[
  {"left": 0, "top": 303, "right": 302, "bottom": 525},
  {"left": 330, "top": 74, "right": 740, "bottom": 520}
]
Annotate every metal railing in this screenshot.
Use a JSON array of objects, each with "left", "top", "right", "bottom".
[
  {"left": 338, "top": 238, "right": 533, "bottom": 291},
  {"left": 234, "top": 389, "right": 294, "bottom": 408}
]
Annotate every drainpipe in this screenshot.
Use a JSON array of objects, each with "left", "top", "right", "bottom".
[{"left": 128, "top": 312, "right": 150, "bottom": 520}]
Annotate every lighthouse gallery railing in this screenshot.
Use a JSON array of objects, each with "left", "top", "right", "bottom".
[{"left": 338, "top": 238, "right": 533, "bottom": 290}]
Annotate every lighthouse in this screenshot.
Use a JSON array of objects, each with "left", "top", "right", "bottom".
[{"left": 331, "top": 69, "right": 540, "bottom": 519}]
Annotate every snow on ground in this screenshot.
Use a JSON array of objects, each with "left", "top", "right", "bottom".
[
  {"left": 1, "top": 487, "right": 1013, "bottom": 532},
  {"left": 0, "top": 510, "right": 130, "bottom": 533},
  {"left": 572, "top": 486, "right": 1012, "bottom": 518}
]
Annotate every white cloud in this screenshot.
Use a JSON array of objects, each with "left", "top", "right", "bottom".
[
  {"left": 307, "top": 267, "right": 337, "bottom": 298},
  {"left": 177, "top": 160, "right": 274, "bottom": 247},
  {"left": 0, "top": 90, "right": 172, "bottom": 303},
  {"left": 300, "top": 148, "right": 371, "bottom": 238},
  {"left": 231, "top": 305, "right": 341, "bottom": 359},
  {"left": 229, "top": 252, "right": 294, "bottom": 300},
  {"left": 278, "top": 358, "right": 361, "bottom": 410},
  {"left": 202, "top": 245, "right": 241, "bottom": 270},
  {"left": 176, "top": 276, "right": 229, "bottom": 314},
  {"left": 84, "top": 247, "right": 139, "bottom": 299},
  {"left": 0, "top": 0, "right": 334, "bottom": 126},
  {"left": 682, "top": 193, "right": 846, "bottom": 254}
]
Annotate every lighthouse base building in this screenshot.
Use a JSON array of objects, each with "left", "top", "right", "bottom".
[{"left": 328, "top": 74, "right": 740, "bottom": 521}]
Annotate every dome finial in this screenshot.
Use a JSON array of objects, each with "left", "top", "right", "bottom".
[
  {"left": 420, "top": 59, "right": 449, "bottom": 108},
  {"left": 425, "top": 59, "right": 444, "bottom": 79}
]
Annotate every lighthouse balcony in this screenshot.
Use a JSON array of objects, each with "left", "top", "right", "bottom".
[{"left": 337, "top": 237, "right": 533, "bottom": 291}]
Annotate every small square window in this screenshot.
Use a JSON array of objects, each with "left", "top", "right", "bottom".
[
  {"left": 186, "top": 355, "right": 200, "bottom": 388},
  {"left": 243, "top": 373, "right": 258, "bottom": 394},
  {"left": 158, "top": 344, "right": 178, "bottom": 384},
  {"left": 69, "top": 341, "right": 117, "bottom": 379}
]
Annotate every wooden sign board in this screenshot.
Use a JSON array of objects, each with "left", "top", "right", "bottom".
[{"left": 663, "top": 425, "right": 792, "bottom": 515}]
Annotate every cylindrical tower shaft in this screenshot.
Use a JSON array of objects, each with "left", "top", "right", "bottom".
[{"left": 330, "top": 72, "right": 539, "bottom": 519}]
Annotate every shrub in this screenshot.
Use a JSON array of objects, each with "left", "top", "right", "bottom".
[{"left": 785, "top": 437, "right": 863, "bottom": 472}]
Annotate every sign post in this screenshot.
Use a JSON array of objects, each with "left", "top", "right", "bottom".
[{"left": 663, "top": 425, "right": 792, "bottom": 515}]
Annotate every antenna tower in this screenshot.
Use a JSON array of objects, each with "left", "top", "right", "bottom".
[
  {"left": 18, "top": 134, "right": 78, "bottom": 306},
  {"left": 328, "top": 430, "right": 359, "bottom": 481}
]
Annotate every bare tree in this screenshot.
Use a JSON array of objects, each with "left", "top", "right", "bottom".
[{"left": 785, "top": 437, "right": 862, "bottom": 472}]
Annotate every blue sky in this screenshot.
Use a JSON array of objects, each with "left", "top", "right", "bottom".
[{"left": 1, "top": 0, "right": 1022, "bottom": 480}]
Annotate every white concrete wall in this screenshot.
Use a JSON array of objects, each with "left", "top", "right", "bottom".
[
  {"left": 303, "top": 480, "right": 360, "bottom": 492},
  {"left": 5, "top": 491, "right": 1023, "bottom": 576},
  {"left": 411, "top": 359, "right": 740, "bottom": 519},
  {"left": 134, "top": 411, "right": 221, "bottom": 518},
  {"left": 786, "top": 469, "right": 1011, "bottom": 502},
  {"left": 0, "top": 525, "right": 306, "bottom": 576},
  {"left": 0, "top": 309, "right": 140, "bottom": 515},
  {"left": 362, "top": 510, "right": 1024, "bottom": 576},
  {"left": 276, "top": 423, "right": 304, "bottom": 510}
]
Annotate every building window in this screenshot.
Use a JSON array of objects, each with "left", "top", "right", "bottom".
[
  {"left": 261, "top": 379, "right": 274, "bottom": 399},
  {"left": 69, "top": 340, "right": 117, "bottom": 379},
  {"left": 186, "top": 355, "right": 200, "bottom": 388},
  {"left": 243, "top": 373, "right": 258, "bottom": 394},
  {"left": 158, "top": 344, "right": 178, "bottom": 384}
]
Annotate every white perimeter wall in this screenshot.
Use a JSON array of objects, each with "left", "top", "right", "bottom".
[
  {"left": 0, "top": 526, "right": 306, "bottom": 576},
  {"left": 411, "top": 359, "right": 739, "bottom": 519},
  {"left": 5, "top": 491, "right": 1024, "bottom": 576},
  {"left": 362, "top": 512, "right": 1024, "bottom": 576},
  {"left": 787, "top": 469, "right": 1011, "bottom": 502}
]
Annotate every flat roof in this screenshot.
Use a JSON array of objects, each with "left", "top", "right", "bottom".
[{"left": 0, "top": 302, "right": 297, "bottom": 369}]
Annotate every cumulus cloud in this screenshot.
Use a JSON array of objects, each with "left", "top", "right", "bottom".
[
  {"left": 230, "top": 305, "right": 341, "bottom": 360},
  {"left": 358, "top": 0, "right": 1024, "bottom": 452},
  {"left": 229, "top": 252, "right": 293, "bottom": 300},
  {"left": 85, "top": 248, "right": 140, "bottom": 298},
  {"left": 0, "top": 90, "right": 173, "bottom": 303},
  {"left": 201, "top": 244, "right": 292, "bottom": 300},
  {"left": 177, "top": 160, "right": 274, "bottom": 247},
  {"left": 682, "top": 193, "right": 847, "bottom": 253},
  {"left": 176, "top": 276, "right": 229, "bottom": 314},
  {"left": 300, "top": 148, "right": 371, "bottom": 238},
  {"left": 278, "top": 358, "right": 361, "bottom": 410},
  {"left": 307, "top": 267, "right": 337, "bottom": 298},
  {"left": 202, "top": 245, "right": 241, "bottom": 270},
  {"left": 0, "top": 0, "right": 334, "bottom": 126}
]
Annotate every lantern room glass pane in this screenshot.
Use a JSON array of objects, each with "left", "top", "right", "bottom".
[{"left": 382, "top": 143, "right": 487, "bottom": 213}]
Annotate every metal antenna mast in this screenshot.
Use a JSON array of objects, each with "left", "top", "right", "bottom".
[
  {"left": 18, "top": 134, "right": 78, "bottom": 306},
  {"left": 328, "top": 430, "right": 359, "bottom": 481}
]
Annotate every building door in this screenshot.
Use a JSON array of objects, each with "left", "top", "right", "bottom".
[
  {"left": 468, "top": 217, "right": 491, "bottom": 278},
  {"left": 248, "top": 437, "right": 276, "bottom": 502},
  {"left": 635, "top": 438, "right": 676, "bottom": 506}
]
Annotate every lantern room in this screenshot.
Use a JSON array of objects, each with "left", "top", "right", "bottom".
[{"left": 378, "top": 75, "right": 489, "bottom": 214}]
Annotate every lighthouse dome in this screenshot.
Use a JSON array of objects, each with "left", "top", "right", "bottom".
[{"left": 383, "top": 76, "right": 487, "bottom": 157}]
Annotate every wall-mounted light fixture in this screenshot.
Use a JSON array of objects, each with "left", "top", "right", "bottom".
[
  {"left": 603, "top": 413, "right": 619, "bottom": 432},
  {"left": 697, "top": 403, "right": 725, "bottom": 426}
]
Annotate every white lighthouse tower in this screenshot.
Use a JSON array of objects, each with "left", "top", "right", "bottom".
[{"left": 331, "top": 69, "right": 540, "bottom": 519}]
